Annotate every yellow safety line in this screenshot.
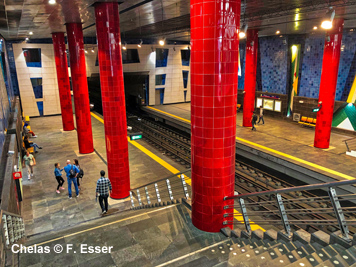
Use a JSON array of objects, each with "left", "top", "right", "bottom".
[
  {"left": 91, "top": 112, "right": 264, "bottom": 231},
  {"left": 146, "top": 106, "right": 191, "bottom": 123},
  {"left": 145, "top": 108, "right": 355, "bottom": 181}
]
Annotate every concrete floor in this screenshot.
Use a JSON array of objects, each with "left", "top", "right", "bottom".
[{"left": 22, "top": 114, "right": 187, "bottom": 238}]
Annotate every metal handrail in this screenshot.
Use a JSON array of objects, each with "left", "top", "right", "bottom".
[
  {"left": 223, "top": 178, "right": 356, "bottom": 242},
  {"left": 224, "top": 178, "right": 356, "bottom": 200},
  {"left": 343, "top": 137, "right": 356, "bottom": 152},
  {"left": 130, "top": 169, "right": 191, "bottom": 190}
]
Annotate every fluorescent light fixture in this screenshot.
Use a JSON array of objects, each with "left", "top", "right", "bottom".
[
  {"left": 321, "top": 7, "right": 335, "bottom": 30},
  {"left": 159, "top": 38, "right": 165, "bottom": 46},
  {"left": 49, "top": 0, "right": 56, "bottom": 4},
  {"left": 138, "top": 39, "right": 143, "bottom": 48},
  {"left": 239, "top": 23, "right": 248, "bottom": 39},
  {"left": 276, "top": 30, "right": 280, "bottom": 34}
]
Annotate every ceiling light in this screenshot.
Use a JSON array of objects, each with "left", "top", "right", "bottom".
[
  {"left": 25, "top": 37, "right": 29, "bottom": 41},
  {"left": 239, "top": 23, "right": 248, "bottom": 39},
  {"left": 138, "top": 39, "right": 143, "bottom": 48},
  {"left": 321, "top": 7, "right": 335, "bottom": 30},
  {"left": 122, "top": 42, "right": 127, "bottom": 50},
  {"left": 84, "top": 50, "right": 88, "bottom": 54},
  {"left": 159, "top": 38, "right": 165, "bottom": 46},
  {"left": 48, "top": 0, "right": 56, "bottom": 4},
  {"left": 29, "top": 31, "right": 33, "bottom": 35},
  {"left": 313, "top": 26, "right": 318, "bottom": 30},
  {"left": 91, "top": 49, "right": 95, "bottom": 53},
  {"left": 276, "top": 30, "right": 280, "bottom": 34}
]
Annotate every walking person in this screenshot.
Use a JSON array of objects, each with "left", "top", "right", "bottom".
[
  {"left": 64, "top": 160, "right": 80, "bottom": 199},
  {"left": 24, "top": 136, "right": 42, "bottom": 153},
  {"left": 251, "top": 112, "right": 258, "bottom": 131},
  {"left": 96, "top": 170, "right": 112, "bottom": 215},
  {"left": 257, "top": 105, "right": 265, "bottom": 124},
  {"left": 54, "top": 163, "right": 65, "bottom": 194},
  {"left": 23, "top": 150, "right": 36, "bottom": 179},
  {"left": 74, "top": 159, "right": 84, "bottom": 190}
]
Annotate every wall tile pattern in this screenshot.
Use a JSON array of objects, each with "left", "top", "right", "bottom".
[{"left": 95, "top": 2, "right": 130, "bottom": 199}]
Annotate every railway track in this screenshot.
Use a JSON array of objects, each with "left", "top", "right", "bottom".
[{"left": 127, "top": 113, "right": 356, "bottom": 235}]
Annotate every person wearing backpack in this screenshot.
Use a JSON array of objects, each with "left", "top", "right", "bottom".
[
  {"left": 250, "top": 112, "right": 258, "bottom": 131},
  {"left": 64, "top": 160, "right": 80, "bottom": 199},
  {"left": 74, "top": 159, "right": 84, "bottom": 190}
]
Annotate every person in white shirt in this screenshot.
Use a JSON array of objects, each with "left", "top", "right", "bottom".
[{"left": 258, "top": 106, "right": 264, "bottom": 125}]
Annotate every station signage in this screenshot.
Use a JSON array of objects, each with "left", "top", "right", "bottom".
[{"left": 129, "top": 133, "right": 143, "bottom": 141}]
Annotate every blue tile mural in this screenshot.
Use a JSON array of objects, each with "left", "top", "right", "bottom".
[
  {"left": 182, "top": 71, "right": 188, "bottom": 88},
  {"left": 30, "top": 78, "right": 43, "bottom": 99},
  {"left": 337, "top": 30, "right": 356, "bottom": 101},
  {"left": 156, "top": 48, "right": 169, "bottom": 68},
  {"left": 259, "top": 36, "right": 288, "bottom": 94}
]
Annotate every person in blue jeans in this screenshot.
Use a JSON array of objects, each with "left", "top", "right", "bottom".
[{"left": 64, "top": 160, "right": 80, "bottom": 199}]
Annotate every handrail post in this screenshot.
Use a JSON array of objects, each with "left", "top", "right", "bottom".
[
  {"left": 344, "top": 141, "right": 350, "bottom": 152},
  {"left": 239, "top": 198, "right": 251, "bottom": 234},
  {"left": 180, "top": 174, "right": 189, "bottom": 199},
  {"left": 276, "top": 194, "right": 291, "bottom": 237},
  {"left": 154, "top": 183, "right": 162, "bottom": 203},
  {"left": 144, "top": 186, "right": 151, "bottom": 205},
  {"left": 329, "top": 187, "right": 351, "bottom": 242},
  {"left": 166, "top": 179, "right": 174, "bottom": 201},
  {"left": 129, "top": 191, "right": 135, "bottom": 208},
  {"left": 136, "top": 189, "right": 143, "bottom": 206}
]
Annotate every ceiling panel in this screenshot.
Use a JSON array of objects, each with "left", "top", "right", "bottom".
[{"left": 1, "top": 0, "right": 356, "bottom": 41}]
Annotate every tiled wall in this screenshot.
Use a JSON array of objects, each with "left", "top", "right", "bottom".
[
  {"left": 258, "top": 36, "right": 289, "bottom": 94},
  {"left": 81, "top": 44, "right": 191, "bottom": 105},
  {"left": 13, "top": 43, "right": 61, "bottom": 117}
]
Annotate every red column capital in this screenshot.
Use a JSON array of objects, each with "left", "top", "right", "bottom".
[
  {"left": 66, "top": 23, "right": 94, "bottom": 154},
  {"left": 52, "top": 32, "right": 75, "bottom": 131},
  {"left": 243, "top": 29, "right": 259, "bottom": 127},
  {"left": 314, "top": 19, "right": 344, "bottom": 149},
  {"left": 94, "top": 2, "right": 130, "bottom": 199}
]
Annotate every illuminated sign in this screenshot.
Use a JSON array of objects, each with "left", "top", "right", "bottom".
[{"left": 129, "top": 133, "right": 143, "bottom": 141}]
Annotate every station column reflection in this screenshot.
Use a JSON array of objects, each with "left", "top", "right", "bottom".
[
  {"left": 94, "top": 2, "right": 130, "bottom": 199},
  {"left": 314, "top": 19, "right": 344, "bottom": 149},
  {"left": 66, "top": 23, "right": 94, "bottom": 154},
  {"left": 52, "top": 32, "right": 75, "bottom": 131},
  {"left": 190, "top": 0, "right": 241, "bottom": 232},
  {"left": 243, "top": 29, "right": 259, "bottom": 127}
]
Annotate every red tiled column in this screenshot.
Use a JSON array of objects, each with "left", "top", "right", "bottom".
[
  {"left": 66, "top": 23, "right": 94, "bottom": 154},
  {"left": 314, "top": 19, "right": 344, "bottom": 149},
  {"left": 190, "top": 0, "right": 241, "bottom": 232},
  {"left": 243, "top": 29, "right": 259, "bottom": 127},
  {"left": 52, "top": 32, "right": 75, "bottom": 131},
  {"left": 94, "top": 2, "right": 130, "bottom": 199}
]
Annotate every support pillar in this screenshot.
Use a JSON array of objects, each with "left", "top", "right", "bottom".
[
  {"left": 314, "top": 19, "right": 344, "bottom": 149},
  {"left": 65, "top": 23, "right": 94, "bottom": 154},
  {"left": 243, "top": 29, "right": 259, "bottom": 127},
  {"left": 190, "top": 0, "right": 241, "bottom": 232},
  {"left": 94, "top": 2, "right": 130, "bottom": 199},
  {"left": 52, "top": 32, "right": 75, "bottom": 131}
]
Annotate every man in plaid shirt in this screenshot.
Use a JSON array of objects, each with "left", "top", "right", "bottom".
[{"left": 96, "top": 170, "right": 112, "bottom": 214}]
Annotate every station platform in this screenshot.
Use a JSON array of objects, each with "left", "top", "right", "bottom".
[
  {"left": 22, "top": 113, "right": 187, "bottom": 237},
  {"left": 142, "top": 103, "right": 356, "bottom": 185}
]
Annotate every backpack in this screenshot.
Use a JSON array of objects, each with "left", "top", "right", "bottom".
[
  {"left": 69, "top": 165, "right": 76, "bottom": 178},
  {"left": 78, "top": 168, "right": 84, "bottom": 179},
  {"left": 253, "top": 114, "right": 258, "bottom": 122}
]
